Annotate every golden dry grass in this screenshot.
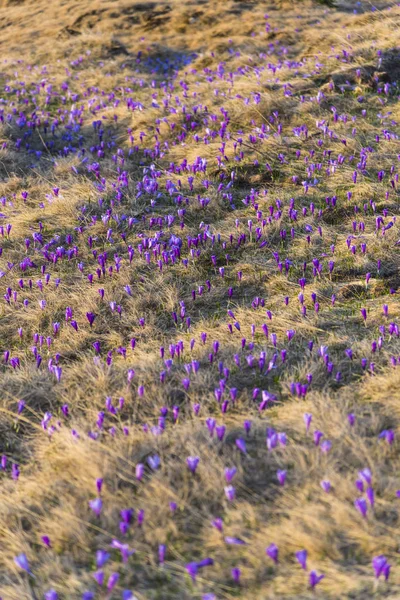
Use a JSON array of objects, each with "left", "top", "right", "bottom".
[{"left": 0, "top": 0, "right": 400, "bottom": 598}]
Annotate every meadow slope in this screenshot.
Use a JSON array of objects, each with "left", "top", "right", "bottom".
[{"left": 0, "top": 0, "right": 400, "bottom": 598}]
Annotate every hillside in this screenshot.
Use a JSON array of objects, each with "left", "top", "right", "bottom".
[{"left": 0, "top": 0, "right": 400, "bottom": 599}]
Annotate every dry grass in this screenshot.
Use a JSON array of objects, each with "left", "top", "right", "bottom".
[{"left": 0, "top": 0, "right": 400, "bottom": 598}]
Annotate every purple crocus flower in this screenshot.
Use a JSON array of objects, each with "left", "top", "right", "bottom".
[
  {"left": 12, "top": 463, "right": 20, "bottom": 480},
  {"left": 359, "top": 468, "right": 372, "bottom": 485},
  {"left": 111, "top": 540, "right": 135, "bottom": 563},
  {"left": 135, "top": 463, "right": 144, "bottom": 481},
  {"left": 212, "top": 517, "right": 224, "bottom": 532},
  {"left": 107, "top": 572, "right": 119, "bottom": 591},
  {"left": 206, "top": 418, "right": 216, "bottom": 436},
  {"left": 313, "top": 430, "right": 323, "bottom": 446},
  {"left": 224, "top": 485, "right": 236, "bottom": 501},
  {"left": 320, "top": 480, "right": 331, "bottom": 492},
  {"left": 309, "top": 570, "right": 324, "bottom": 589},
  {"left": 355, "top": 479, "right": 364, "bottom": 493},
  {"left": 277, "top": 470, "right": 287, "bottom": 486},
  {"left": 266, "top": 543, "right": 279, "bottom": 563},
  {"left": 379, "top": 429, "right": 395, "bottom": 445},
  {"left": 372, "top": 555, "right": 391, "bottom": 580},
  {"left": 231, "top": 567, "right": 241, "bottom": 583},
  {"left": 89, "top": 497, "right": 102, "bottom": 517},
  {"left": 186, "top": 562, "right": 198, "bottom": 581},
  {"left": 366, "top": 487, "right": 375, "bottom": 508},
  {"left": 96, "top": 550, "right": 110, "bottom": 567},
  {"left": 225, "top": 537, "right": 246, "bottom": 545},
  {"left": 235, "top": 438, "right": 247, "bottom": 454},
  {"left": 122, "top": 592, "right": 137, "bottom": 600},
  {"left": 295, "top": 549, "right": 307, "bottom": 570},
  {"left": 86, "top": 312, "right": 96, "bottom": 327},
  {"left": 320, "top": 440, "right": 332, "bottom": 453},
  {"left": 303, "top": 413, "right": 312, "bottom": 432},
  {"left": 186, "top": 456, "right": 200, "bottom": 474},
  {"left": 53, "top": 366, "right": 62, "bottom": 382},
  {"left": 14, "top": 553, "right": 32, "bottom": 574},
  {"left": 243, "top": 419, "right": 251, "bottom": 434},
  {"left": 158, "top": 544, "right": 166, "bottom": 564},
  {"left": 93, "top": 570, "right": 104, "bottom": 586},
  {"left": 186, "top": 558, "right": 214, "bottom": 581},
  {"left": 148, "top": 455, "right": 160, "bottom": 470},
  {"left": 354, "top": 497, "right": 368, "bottom": 518},
  {"left": 216, "top": 425, "right": 226, "bottom": 441},
  {"left": 225, "top": 467, "right": 237, "bottom": 482}
]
